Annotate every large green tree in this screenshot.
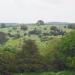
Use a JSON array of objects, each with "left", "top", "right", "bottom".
[
  {"left": 58, "top": 30, "right": 75, "bottom": 70},
  {"left": 37, "top": 20, "right": 44, "bottom": 25},
  {"left": 16, "top": 39, "right": 47, "bottom": 72}
]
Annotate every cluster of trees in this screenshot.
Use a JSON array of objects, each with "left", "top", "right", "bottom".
[
  {"left": 50, "top": 26, "right": 65, "bottom": 36},
  {"left": 68, "top": 23, "right": 75, "bottom": 29},
  {"left": 21, "top": 25, "right": 28, "bottom": 31},
  {"left": 27, "top": 26, "right": 65, "bottom": 42},
  {"left": 0, "top": 30, "right": 75, "bottom": 74},
  {"left": 28, "top": 28, "right": 41, "bottom": 35},
  {"left": 0, "top": 39, "right": 49, "bottom": 74},
  {"left": 0, "top": 32, "right": 8, "bottom": 44},
  {"left": 0, "top": 23, "right": 6, "bottom": 28},
  {"left": 7, "top": 33, "right": 21, "bottom": 39},
  {"left": 37, "top": 20, "right": 44, "bottom": 25},
  {"left": 58, "top": 31, "right": 75, "bottom": 70},
  {"left": 0, "top": 22, "right": 66, "bottom": 43}
]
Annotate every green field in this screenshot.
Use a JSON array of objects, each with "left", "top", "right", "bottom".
[
  {"left": 0, "top": 24, "right": 72, "bottom": 46},
  {"left": 0, "top": 24, "right": 71, "bottom": 55}
]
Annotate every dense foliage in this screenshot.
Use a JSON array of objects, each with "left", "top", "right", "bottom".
[
  {"left": 58, "top": 30, "right": 75, "bottom": 70},
  {"left": 0, "top": 24, "right": 74, "bottom": 75}
]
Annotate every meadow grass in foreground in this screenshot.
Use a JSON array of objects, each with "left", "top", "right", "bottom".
[{"left": 13, "top": 71, "right": 75, "bottom": 75}]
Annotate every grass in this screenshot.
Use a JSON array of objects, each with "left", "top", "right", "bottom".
[{"left": 13, "top": 71, "right": 75, "bottom": 75}]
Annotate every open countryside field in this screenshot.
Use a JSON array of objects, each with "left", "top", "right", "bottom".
[
  {"left": 0, "top": 23, "right": 75, "bottom": 75},
  {"left": 0, "top": 0, "right": 75, "bottom": 74},
  {"left": 0, "top": 24, "right": 72, "bottom": 54},
  {"left": 0, "top": 24, "right": 72, "bottom": 41}
]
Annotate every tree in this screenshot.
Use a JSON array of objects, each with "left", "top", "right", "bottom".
[
  {"left": 21, "top": 25, "right": 28, "bottom": 31},
  {"left": 44, "top": 27, "right": 47, "bottom": 30},
  {"left": 0, "top": 50, "right": 16, "bottom": 74},
  {"left": 22, "top": 39, "right": 39, "bottom": 56},
  {"left": 50, "top": 26, "right": 65, "bottom": 36},
  {"left": 50, "top": 30, "right": 65, "bottom": 36},
  {"left": 58, "top": 30, "right": 75, "bottom": 70},
  {"left": 45, "top": 38, "right": 65, "bottom": 71},
  {"left": 28, "top": 29, "right": 41, "bottom": 35},
  {"left": 68, "top": 23, "right": 75, "bottom": 29},
  {"left": 12, "top": 27, "right": 17, "bottom": 30},
  {"left": 37, "top": 20, "right": 44, "bottom": 25},
  {"left": 0, "top": 32, "right": 8, "bottom": 44},
  {"left": 50, "top": 26, "right": 58, "bottom": 31},
  {"left": 16, "top": 39, "right": 48, "bottom": 72},
  {"left": 0, "top": 23, "right": 6, "bottom": 28}
]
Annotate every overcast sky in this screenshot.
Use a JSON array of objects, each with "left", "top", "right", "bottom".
[{"left": 0, "top": 0, "right": 75, "bottom": 23}]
